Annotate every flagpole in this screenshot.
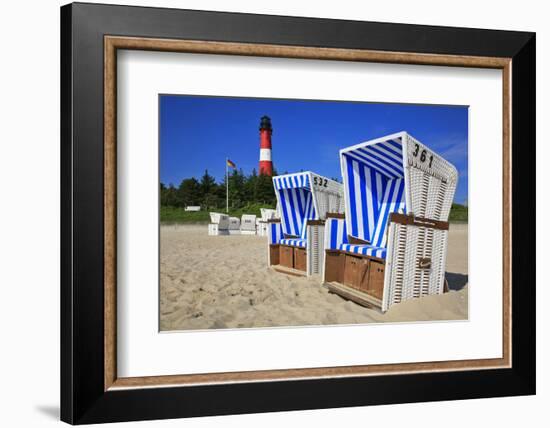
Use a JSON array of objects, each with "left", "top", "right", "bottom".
[{"left": 226, "top": 157, "right": 229, "bottom": 213}]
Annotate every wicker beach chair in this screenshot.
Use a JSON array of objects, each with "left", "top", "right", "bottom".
[
  {"left": 228, "top": 216, "right": 240, "bottom": 230},
  {"left": 257, "top": 208, "right": 278, "bottom": 237},
  {"left": 261, "top": 208, "right": 278, "bottom": 221},
  {"left": 323, "top": 132, "right": 458, "bottom": 311},
  {"left": 268, "top": 171, "right": 344, "bottom": 276},
  {"left": 240, "top": 214, "right": 257, "bottom": 235},
  {"left": 208, "top": 212, "right": 230, "bottom": 236},
  {"left": 227, "top": 216, "right": 241, "bottom": 235}
]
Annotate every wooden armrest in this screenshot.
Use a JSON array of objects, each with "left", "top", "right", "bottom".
[
  {"left": 307, "top": 219, "right": 325, "bottom": 226},
  {"left": 267, "top": 218, "right": 281, "bottom": 223},
  {"left": 389, "top": 213, "right": 449, "bottom": 231},
  {"left": 326, "top": 212, "right": 345, "bottom": 219}
]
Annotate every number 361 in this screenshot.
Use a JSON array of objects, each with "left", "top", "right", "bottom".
[{"left": 413, "top": 143, "right": 434, "bottom": 168}]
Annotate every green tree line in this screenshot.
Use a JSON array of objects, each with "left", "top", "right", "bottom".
[
  {"left": 160, "top": 168, "right": 277, "bottom": 210},
  {"left": 160, "top": 169, "right": 467, "bottom": 222}
]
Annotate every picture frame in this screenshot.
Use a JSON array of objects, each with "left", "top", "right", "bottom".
[{"left": 60, "top": 2, "right": 535, "bottom": 424}]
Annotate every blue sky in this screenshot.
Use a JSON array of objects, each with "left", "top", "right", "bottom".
[{"left": 160, "top": 95, "right": 468, "bottom": 204}]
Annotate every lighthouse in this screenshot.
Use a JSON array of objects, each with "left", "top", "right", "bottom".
[{"left": 259, "top": 115, "right": 273, "bottom": 176}]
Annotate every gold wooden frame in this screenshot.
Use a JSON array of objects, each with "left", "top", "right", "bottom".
[{"left": 104, "top": 36, "right": 512, "bottom": 391}]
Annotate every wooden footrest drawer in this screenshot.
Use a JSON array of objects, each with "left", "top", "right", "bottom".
[{"left": 341, "top": 253, "right": 385, "bottom": 300}]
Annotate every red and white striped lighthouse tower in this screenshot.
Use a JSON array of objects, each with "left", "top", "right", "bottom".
[{"left": 259, "top": 115, "right": 273, "bottom": 176}]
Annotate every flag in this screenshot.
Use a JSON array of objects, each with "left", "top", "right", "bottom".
[{"left": 226, "top": 159, "right": 236, "bottom": 169}]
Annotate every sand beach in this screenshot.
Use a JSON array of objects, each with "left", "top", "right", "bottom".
[{"left": 160, "top": 223, "right": 468, "bottom": 331}]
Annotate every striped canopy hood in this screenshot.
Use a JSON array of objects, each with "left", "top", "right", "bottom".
[
  {"left": 272, "top": 172, "right": 318, "bottom": 239},
  {"left": 340, "top": 133, "right": 407, "bottom": 248}
]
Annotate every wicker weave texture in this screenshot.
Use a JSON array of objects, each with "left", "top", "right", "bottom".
[
  {"left": 313, "top": 179, "right": 345, "bottom": 220},
  {"left": 383, "top": 222, "right": 450, "bottom": 311},
  {"left": 307, "top": 223, "right": 325, "bottom": 276},
  {"left": 404, "top": 134, "right": 458, "bottom": 221},
  {"left": 312, "top": 193, "right": 343, "bottom": 274}
]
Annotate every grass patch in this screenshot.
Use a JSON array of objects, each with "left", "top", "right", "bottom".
[
  {"left": 449, "top": 203, "right": 468, "bottom": 223},
  {"left": 160, "top": 203, "right": 276, "bottom": 224}
]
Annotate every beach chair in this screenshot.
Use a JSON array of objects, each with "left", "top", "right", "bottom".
[
  {"left": 228, "top": 217, "right": 241, "bottom": 230},
  {"left": 261, "top": 208, "right": 278, "bottom": 221},
  {"left": 240, "top": 214, "right": 257, "bottom": 235},
  {"left": 257, "top": 208, "right": 278, "bottom": 237},
  {"left": 227, "top": 217, "right": 241, "bottom": 235},
  {"left": 208, "top": 212, "right": 230, "bottom": 236},
  {"left": 268, "top": 171, "right": 344, "bottom": 276},
  {"left": 323, "top": 132, "right": 458, "bottom": 311}
]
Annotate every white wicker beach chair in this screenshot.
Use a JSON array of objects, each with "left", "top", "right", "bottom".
[
  {"left": 240, "top": 214, "right": 257, "bottom": 235},
  {"left": 323, "top": 132, "right": 458, "bottom": 311},
  {"left": 208, "top": 212, "right": 230, "bottom": 236},
  {"left": 260, "top": 208, "right": 278, "bottom": 221},
  {"left": 257, "top": 208, "right": 278, "bottom": 237},
  {"left": 228, "top": 216, "right": 240, "bottom": 230},
  {"left": 268, "top": 171, "right": 344, "bottom": 276},
  {"left": 256, "top": 218, "right": 267, "bottom": 237}
]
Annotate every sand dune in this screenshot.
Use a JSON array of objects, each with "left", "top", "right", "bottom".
[{"left": 160, "top": 223, "right": 468, "bottom": 331}]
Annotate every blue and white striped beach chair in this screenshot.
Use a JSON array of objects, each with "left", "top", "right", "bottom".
[
  {"left": 268, "top": 171, "right": 344, "bottom": 276},
  {"left": 324, "top": 132, "right": 458, "bottom": 311}
]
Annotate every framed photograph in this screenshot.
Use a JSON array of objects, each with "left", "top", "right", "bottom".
[{"left": 61, "top": 2, "right": 535, "bottom": 424}]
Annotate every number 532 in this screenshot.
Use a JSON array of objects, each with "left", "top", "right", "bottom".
[{"left": 313, "top": 176, "right": 328, "bottom": 187}]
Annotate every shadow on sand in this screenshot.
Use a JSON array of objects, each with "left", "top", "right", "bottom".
[{"left": 445, "top": 272, "right": 468, "bottom": 291}]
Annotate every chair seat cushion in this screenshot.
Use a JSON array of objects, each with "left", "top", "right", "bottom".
[
  {"left": 339, "top": 243, "right": 387, "bottom": 259},
  {"left": 280, "top": 238, "right": 307, "bottom": 248}
]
